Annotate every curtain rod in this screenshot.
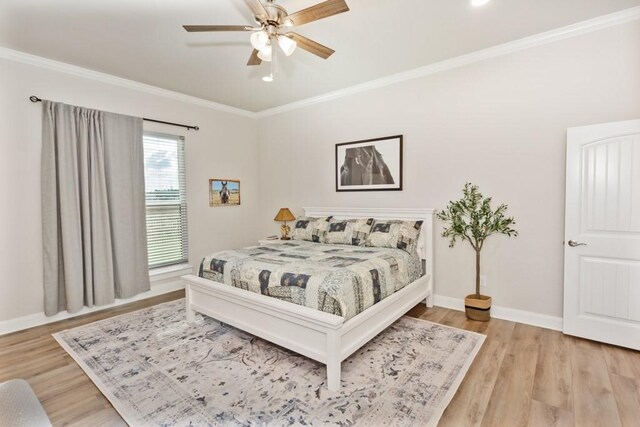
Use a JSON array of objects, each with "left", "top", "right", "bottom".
[{"left": 29, "top": 96, "right": 199, "bottom": 131}]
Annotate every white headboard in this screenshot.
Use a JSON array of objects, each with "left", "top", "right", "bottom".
[{"left": 303, "top": 207, "right": 435, "bottom": 283}]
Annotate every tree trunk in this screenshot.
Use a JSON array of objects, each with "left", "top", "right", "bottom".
[{"left": 475, "top": 249, "right": 481, "bottom": 297}]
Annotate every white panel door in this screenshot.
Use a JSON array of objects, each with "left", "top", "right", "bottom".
[{"left": 564, "top": 120, "right": 640, "bottom": 350}]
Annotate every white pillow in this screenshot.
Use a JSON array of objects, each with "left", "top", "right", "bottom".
[
  {"left": 324, "top": 218, "right": 374, "bottom": 246},
  {"left": 366, "top": 219, "right": 424, "bottom": 253},
  {"left": 290, "top": 216, "right": 332, "bottom": 243}
]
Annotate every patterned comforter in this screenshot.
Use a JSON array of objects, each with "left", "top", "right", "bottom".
[{"left": 198, "top": 241, "right": 423, "bottom": 320}]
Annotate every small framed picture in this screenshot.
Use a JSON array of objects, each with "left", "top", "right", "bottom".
[
  {"left": 209, "top": 179, "right": 240, "bottom": 206},
  {"left": 336, "top": 135, "right": 403, "bottom": 192}
]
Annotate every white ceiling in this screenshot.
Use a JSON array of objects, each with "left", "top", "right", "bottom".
[{"left": 1, "top": 0, "right": 639, "bottom": 112}]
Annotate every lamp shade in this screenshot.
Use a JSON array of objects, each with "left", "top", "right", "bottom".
[
  {"left": 277, "top": 35, "right": 297, "bottom": 56},
  {"left": 257, "top": 43, "right": 272, "bottom": 62},
  {"left": 274, "top": 208, "right": 295, "bottom": 222},
  {"left": 250, "top": 30, "right": 269, "bottom": 50}
]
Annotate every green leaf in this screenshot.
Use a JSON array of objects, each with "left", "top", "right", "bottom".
[{"left": 437, "top": 183, "right": 518, "bottom": 249}]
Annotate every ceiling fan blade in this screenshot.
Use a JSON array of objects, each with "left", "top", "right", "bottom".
[
  {"left": 287, "top": 33, "right": 334, "bottom": 59},
  {"left": 285, "top": 0, "right": 349, "bottom": 27},
  {"left": 183, "top": 25, "right": 255, "bottom": 32},
  {"left": 247, "top": 49, "right": 262, "bottom": 66},
  {"left": 244, "top": 0, "right": 269, "bottom": 23}
]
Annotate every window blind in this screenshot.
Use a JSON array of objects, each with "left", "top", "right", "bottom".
[{"left": 143, "top": 132, "right": 188, "bottom": 269}]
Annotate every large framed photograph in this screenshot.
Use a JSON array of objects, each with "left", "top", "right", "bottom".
[
  {"left": 209, "top": 179, "right": 240, "bottom": 206},
  {"left": 336, "top": 135, "right": 403, "bottom": 192}
]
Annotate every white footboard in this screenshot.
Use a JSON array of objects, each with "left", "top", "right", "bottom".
[
  {"left": 183, "top": 273, "right": 431, "bottom": 391},
  {"left": 184, "top": 274, "right": 344, "bottom": 358}
]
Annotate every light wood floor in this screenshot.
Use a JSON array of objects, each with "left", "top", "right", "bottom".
[{"left": 1, "top": 291, "right": 639, "bottom": 426}]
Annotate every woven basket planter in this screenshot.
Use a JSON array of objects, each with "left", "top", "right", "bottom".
[{"left": 464, "top": 294, "right": 492, "bottom": 322}]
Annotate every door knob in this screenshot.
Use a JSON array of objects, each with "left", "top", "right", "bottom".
[{"left": 568, "top": 240, "right": 587, "bottom": 247}]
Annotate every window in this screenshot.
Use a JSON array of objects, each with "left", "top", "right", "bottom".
[{"left": 143, "top": 132, "right": 188, "bottom": 269}]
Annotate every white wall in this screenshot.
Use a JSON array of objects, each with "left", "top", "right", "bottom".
[
  {"left": 256, "top": 22, "right": 640, "bottom": 318},
  {"left": 0, "top": 58, "right": 259, "bottom": 322}
]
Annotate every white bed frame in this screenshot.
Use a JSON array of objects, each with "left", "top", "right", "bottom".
[{"left": 182, "top": 207, "right": 435, "bottom": 391}]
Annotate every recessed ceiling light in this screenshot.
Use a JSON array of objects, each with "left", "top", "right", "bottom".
[{"left": 471, "top": 0, "right": 491, "bottom": 6}]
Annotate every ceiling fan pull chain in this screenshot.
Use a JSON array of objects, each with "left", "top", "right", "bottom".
[
  {"left": 262, "top": 36, "right": 275, "bottom": 82},
  {"left": 272, "top": 35, "right": 278, "bottom": 76}
]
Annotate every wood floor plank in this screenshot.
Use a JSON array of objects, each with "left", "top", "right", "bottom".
[
  {"left": 0, "top": 344, "right": 62, "bottom": 368},
  {"left": 0, "top": 353, "right": 68, "bottom": 381},
  {"left": 419, "top": 306, "right": 452, "bottom": 324},
  {"left": 532, "top": 328, "right": 573, "bottom": 410},
  {"left": 602, "top": 345, "right": 640, "bottom": 380},
  {"left": 609, "top": 374, "right": 640, "bottom": 427},
  {"left": 480, "top": 323, "right": 541, "bottom": 427},
  {"left": 437, "top": 309, "right": 470, "bottom": 329},
  {"left": 406, "top": 302, "right": 429, "bottom": 319},
  {"left": 67, "top": 407, "right": 127, "bottom": 427},
  {"left": 571, "top": 338, "right": 623, "bottom": 427},
  {"left": 480, "top": 316, "right": 516, "bottom": 344},
  {"left": 439, "top": 338, "right": 510, "bottom": 427},
  {"left": 43, "top": 382, "right": 104, "bottom": 420},
  {"left": 29, "top": 365, "right": 89, "bottom": 402},
  {"left": 0, "top": 335, "right": 52, "bottom": 357},
  {"left": 528, "top": 399, "right": 574, "bottom": 427}
]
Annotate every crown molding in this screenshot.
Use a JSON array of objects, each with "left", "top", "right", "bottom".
[
  {"left": 2, "top": 6, "right": 639, "bottom": 119},
  {"left": 0, "top": 46, "right": 258, "bottom": 119},
  {"left": 255, "top": 5, "right": 640, "bottom": 118}
]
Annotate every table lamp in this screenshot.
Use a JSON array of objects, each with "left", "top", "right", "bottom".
[{"left": 274, "top": 208, "right": 296, "bottom": 240}]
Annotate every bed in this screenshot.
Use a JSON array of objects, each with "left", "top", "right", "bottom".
[{"left": 182, "top": 207, "right": 434, "bottom": 391}]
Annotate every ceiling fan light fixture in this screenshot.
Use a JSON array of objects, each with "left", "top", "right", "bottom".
[
  {"left": 277, "top": 35, "right": 297, "bottom": 56},
  {"left": 257, "top": 44, "right": 272, "bottom": 62},
  {"left": 250, "top": 30, "right": 269, "bottom": 50}
]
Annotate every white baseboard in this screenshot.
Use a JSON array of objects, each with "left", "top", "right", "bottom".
[
  {"left": 433, "top": 295, "right": 563, "bottom": 331},
  {"left": 0, "top": 281, "right": 185, "bottom": 336}
]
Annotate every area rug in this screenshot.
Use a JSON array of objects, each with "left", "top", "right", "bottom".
[{"left": 53, "top": 299, "right": 484, "bottom": 427}]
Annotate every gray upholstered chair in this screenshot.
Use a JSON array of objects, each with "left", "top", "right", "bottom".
[{"left": 0, "top": 379, "right": 52, "bottom": 427}]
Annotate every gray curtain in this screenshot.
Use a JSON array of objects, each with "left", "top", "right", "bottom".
[{"left": 41, "top": 100, "right": 150, "bottom": 316}]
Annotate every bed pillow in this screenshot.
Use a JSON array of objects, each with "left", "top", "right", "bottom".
[
  {"left": 366, "top": 219, "right": 424, "bottom": 254},
  {"left": 290, "top": 216, "right": 332, "bottom": 243},
  {"left": 324, "top": 218, "right": 374, "bottom": 246}
]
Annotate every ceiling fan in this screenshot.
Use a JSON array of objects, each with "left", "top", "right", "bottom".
[{"left": 183, "top": 0, "right": 349, "bottom": 81}]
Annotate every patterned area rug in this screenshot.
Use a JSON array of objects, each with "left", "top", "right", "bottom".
[{"left": 53, "top": 299, "right": 484, "bottom": 426}]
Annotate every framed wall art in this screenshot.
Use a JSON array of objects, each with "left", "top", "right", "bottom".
[
  {"left": 335, "top": 135, "right": 403, "bottom": 192},
  {"left": 209, "top": 179, "right": 241, "bottom": 206}
]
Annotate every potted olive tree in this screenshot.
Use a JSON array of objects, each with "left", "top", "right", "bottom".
[{"left": 437, "top": 183, "right": 518, "bottom": 321}]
